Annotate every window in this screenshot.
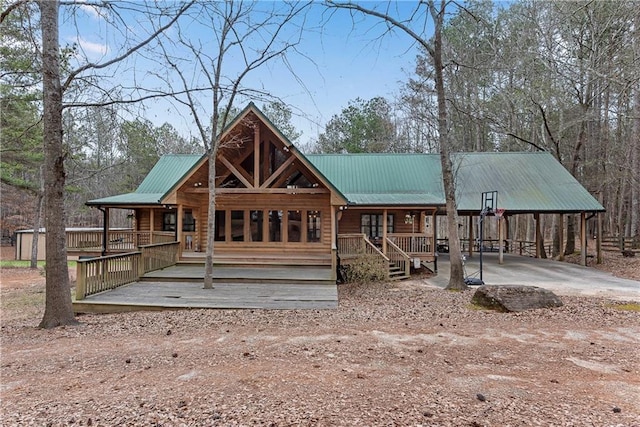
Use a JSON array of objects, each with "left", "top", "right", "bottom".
[
  {"left": 182, "top": 209, "right": 196, "bottom": 232},
  {"left": 287, "top": 210, "right": 301, "bottom": 242},
  {"left": 231, "top": 210, "right": 245, "bottom": 241},
  {"left": 307, "top": 210, "right": 321, "bottom": 243},
  {"left": 163, "top": 212, "right": 176, "bottom": 232},
  {"left": 361, "top": 213, "right": 394, "bottom": 238},
  {"left": 269, "top": 210, "right": 282, "bottom": 242},
  {"left": 214, "top": 210, "right": 226, "bottom": 241},
  {"left": 250, "top": 210, "right": 263, "bottom": 242}
]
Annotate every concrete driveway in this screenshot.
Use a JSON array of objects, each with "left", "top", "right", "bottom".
[{"left": 426, "top": 253, "right": 640, "bottom": 301}]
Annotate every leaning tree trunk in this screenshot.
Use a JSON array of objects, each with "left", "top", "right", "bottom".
[{"left": 38, "top": 0, "right": 77, "bottom": 328}]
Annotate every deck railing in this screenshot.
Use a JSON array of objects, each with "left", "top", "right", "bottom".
[
  {"left": 75, "top": 241, "right": 179, "bottom": 299},
  {"left": 140, "top": 241, "right": 179, "bottom": 273},
  {"left": 337, "top": 233, "right": 390, "bottom": 278},
  {"left": 67, "top": 230, "right": 175, "bottom": 252},
  {"left": 385, "top": 237, "right": 411, "bottom": 277},
  {"left": 388, "top": 233, "right": 433, "bottom": 255}
]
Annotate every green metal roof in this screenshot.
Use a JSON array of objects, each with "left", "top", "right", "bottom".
[
  {"left": 453, "top": 152, "right": 604, "bottom": 213},
  {"left": 87, "top": 154, "right": 203, "bottom": 206},
  {"left": 308, "top": 152, "right": 604, "bottom": 213},
  {"left": 307, "top": 154, "right": 444, "bottom": 205}
]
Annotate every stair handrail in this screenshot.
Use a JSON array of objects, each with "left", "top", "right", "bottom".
[{"left": 385, "top": 237, "right": 411, "bottom": 278}]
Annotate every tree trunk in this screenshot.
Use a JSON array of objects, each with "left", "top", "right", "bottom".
[
  {"left": 38, "top": 0, "right": 78, "bottom": 328},
  {"left": 429, "top": 1, "right": 464, "bottom": 290},
  {"left": 30, "top": 191, "right": 44, "bottom": 268},
  {"left": 204, "top": 154, "right": 216, "bottom": 289},
  {"left": 564, "top": 214, "right": 576, "bottom": 255}
]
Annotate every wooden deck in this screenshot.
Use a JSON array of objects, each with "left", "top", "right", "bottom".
[{"left": 73, "top": 264, "right": 338, "bottom": 313}]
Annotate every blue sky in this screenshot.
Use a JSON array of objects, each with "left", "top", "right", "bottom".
[{"left": 61, "top": 2, "right": 431, "bottom": 147}]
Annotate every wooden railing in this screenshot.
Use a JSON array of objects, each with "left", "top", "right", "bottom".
[
  {"left": 338, "top": 234, "right": 389, "bottom": 260},
  {"left": 385, "top": 238, "right": 411, "bottom": 277},
  {"left": 388, "top": 233, "right": 433, "bottom": 255},
  {"left": 140, "top": 241, "right": 179, "bottom": 273},
  {"left": 76, "top": 252, "right": 141, "bottom": 299},
  {"left": 67, "top": 230, "right": 175, "bottom": 252},
  {"left": 337, "top": 233, "right": 390, "bottom": 278},
  {"left": 75, "top": 241, "right": 179, "bottom": 299}
]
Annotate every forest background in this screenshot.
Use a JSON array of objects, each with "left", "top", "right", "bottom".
[{"left": 2, "top": 0, "right": 639, "bottom": 252}]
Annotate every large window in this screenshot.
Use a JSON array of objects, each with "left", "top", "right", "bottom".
[
  {"left": 231, "top": 210, "right": 245, "bottom": 241},
  {"left": 269, "top": 210, "right": 282, "bottom": 242},
  {"left": 182, "top": 209, "right": 195, "bottom": 232},
  {"left": 287, "top": 210, "right": 301, "bottom": 242},
  {"left": 214, "top": 210, "right": 226, "bottom": 241},
  {"left": 250, "top": 210, "right": 263, "bottom": 242},
  {"left": 163, "top": 212, "right": 176, "bottom": 232},
  {"left": 307, "top": 210, "right": 321, "bottom": 243},
  {"left": 361, "top": 213, "right": 394, "bottom": 238}
]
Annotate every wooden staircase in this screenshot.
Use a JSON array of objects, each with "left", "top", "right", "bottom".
[{"left": 388, "top": 261, "right": 410, "bottom": 281}]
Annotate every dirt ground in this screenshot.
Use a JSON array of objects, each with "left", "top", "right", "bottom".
[{"left": 1, "top": 246, "right": 639, "bottom": 426}]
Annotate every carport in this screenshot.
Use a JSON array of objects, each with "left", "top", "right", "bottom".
[{"left": 451, "top": 152, "right": 605, "bottom": 267}]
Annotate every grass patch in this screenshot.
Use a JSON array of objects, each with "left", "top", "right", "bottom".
[
  {"left": 0, "top": 260, "right": 77, "bottom": 269},
  {"left": 608, "top": 302, "right": 640, "bottom": 312}
]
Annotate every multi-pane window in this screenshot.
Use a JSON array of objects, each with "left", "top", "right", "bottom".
[
  {"left": 163, "top": 212, "right": 176, "bottom": 231},
  {"left": 360, "top": 213, "right": 394, "bottom": 238},
  {"left": 212, "top": 209, "right": 322, "bottom": 244},
  {"left": 287, "top": 210, "right": 302, "bottom": 242}
]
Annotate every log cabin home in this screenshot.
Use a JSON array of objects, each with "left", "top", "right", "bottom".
[{"left": 85, "top": 102, "right": 605, "bottom": 287}]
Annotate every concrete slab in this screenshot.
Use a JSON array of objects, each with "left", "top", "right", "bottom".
[{"left": 426, "top": 253, "right": 640, "bottom": 301}]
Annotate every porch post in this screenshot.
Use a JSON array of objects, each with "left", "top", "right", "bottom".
[
  {"left": 102, "top": 207, "right": 109, "bottom": 256},
  {"left": 535, "top": 213, "right": 541, "bottom": 258},
  {"left": 149, "top": 209, "right": 155, "bottom": 246},
  {"left": 580, "top": 211, "right": 587, "bottom": 266},
  {"left": 468, "top": 214, "right": 474, "bottom": 258},
  {"left": 331, "top": 205, "right": 337, "bottom": 281},
  {"left": 558, "top": 214, "right": 564, "bottom": 261},
  {"left": 382, "top": 209, "right": 388, "bottom": 254},
  {"left": 498, "top": 215, "right": 504, "bottom": 264},
  {"left": 176, "top": 205, "right": 183, "bottom": 258},
  {"left": 596, "top": 193, "right": 603, "bottom": 264}
]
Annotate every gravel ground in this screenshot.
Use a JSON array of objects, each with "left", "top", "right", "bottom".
[{"left": 1, "top": 266, "right": 639, "bottom": 426}]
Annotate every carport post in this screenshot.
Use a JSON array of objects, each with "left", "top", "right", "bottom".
[
  {"left": 580, "top": 212, "right": 587, "bottom": 266},
  {"left": 498, "top": 215, "right": 504, "bottom": 264}
]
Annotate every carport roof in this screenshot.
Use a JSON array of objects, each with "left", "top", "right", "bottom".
[{"left": 307, "top": 152, "right": 604, "bottom": 213}]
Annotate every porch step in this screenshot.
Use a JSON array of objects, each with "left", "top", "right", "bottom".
[{"left": 388, "top": 262, "right": 410, "bottom": 281}]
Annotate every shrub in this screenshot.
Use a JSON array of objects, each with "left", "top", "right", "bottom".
[{"left": 343, "top": 252, "right": 387, "bottom": 283}]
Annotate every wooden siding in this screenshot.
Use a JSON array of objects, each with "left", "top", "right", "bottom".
[{"left": 338, "top": 208, "right": 431, "bottom": 235}]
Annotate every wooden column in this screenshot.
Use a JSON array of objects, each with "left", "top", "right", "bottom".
[
  {"left": 580, "top": 211, "right": 587, "bottom": 266},
  {"left": 176, "top": 205, "right": 183, "bottom": 251},
  {"left": 535, "top": 213, "right": 541, "bottom": 258},
  {"left": 468, "top": 214, "right": 474, "bottom": 258},
  {"left": 498, "top": 215, "right": 504, "bottom": 264},
  {"left": 102, "top": 207, "right": 109, "bottom": 256},
  {"left": 597, "top": 194, "right": 603, "bottom": 264},
  {"left": 382, "top": 209, "right": 388, "bottom": 254},
  {"left": 331, "top": 205, "right": 337, "bottom": 281}
]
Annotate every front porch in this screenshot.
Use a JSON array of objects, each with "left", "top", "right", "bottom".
[{"left": 73, "top": 264, "right": 338, "bottom": 313}]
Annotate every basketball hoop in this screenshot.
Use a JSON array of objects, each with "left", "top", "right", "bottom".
[{"left": 495, "top": 208, "right": 505, "bottom": 219}]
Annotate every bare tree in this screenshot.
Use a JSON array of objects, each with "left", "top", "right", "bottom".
[
  {"left": 33, "top": 0, "right": 192, "bottom": 328},
  {"left": 328, "top": 0, "right": 466, "bottom": 290},
  {"left": 155, "top": 1, "right": 311, "bottom": 289}
]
